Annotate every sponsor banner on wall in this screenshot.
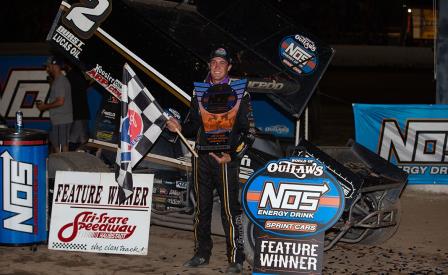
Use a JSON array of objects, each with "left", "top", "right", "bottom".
[
  {"left": 48, "top": 171, "right": 153, "bottom": 255},
  {"left": 242, "top": 157, "right": 345, "bottom": 274},
  {"left": 0, "top": 56, "right": 50, "bottom": 130},
  {"left": 0, "top": 55, "right": 103, "bottom": 132},
  {"left": 353, "top": 104, "right": 448, "bottom": 185}
]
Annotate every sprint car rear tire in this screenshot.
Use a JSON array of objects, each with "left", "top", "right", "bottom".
[
  {"left": 358, "top": 196, "right": 401, "bottom": 245},
  {"left": 243, "top": 213, "right": 255, "bottom": 267},
  {"left": 344, "top": 190, "right": 402, "bottom": 245}
]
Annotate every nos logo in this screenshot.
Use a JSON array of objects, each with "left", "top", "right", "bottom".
[
  {"left": 1, "top": 151, "right": 35, "bottom": 233},
  {"left": 242, "top": 157, "right": 344, "bottom": 237},
  {"left": 378, "top": 120, "right": 448, "bottom": 163},
  {"left": 0, "top": 69, "right": 50, "bottom": 120},
  {"left": 279, "top": 35, "right": 318, "bottom": 76}
]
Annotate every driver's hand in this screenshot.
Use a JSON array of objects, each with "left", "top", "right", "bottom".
[
  {"left": 166, "top": 117, "right": 181, "bottom": 132},
  {"left": 209, "top": 152, "right": 231, "bottom": 164}
]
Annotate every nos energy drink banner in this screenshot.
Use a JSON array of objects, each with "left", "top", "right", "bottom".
[
  {"left": 0, "top": 56, "right": 51, "bottom": 131},
  {"left": 0, "top": 55, "right": 102, "bottom": 132},
  {"left": 353, "top": 104, "right": 448, "bottom": 185}
]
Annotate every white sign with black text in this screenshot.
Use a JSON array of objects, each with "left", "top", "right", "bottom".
[{"left": 48, "top": 171, "right": 153, "bottom": 255}]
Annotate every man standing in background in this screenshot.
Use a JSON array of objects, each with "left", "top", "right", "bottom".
[{"left": 37, "top": 56, "right": 73, "bottom": 152}]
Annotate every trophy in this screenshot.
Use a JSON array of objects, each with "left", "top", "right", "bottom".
[{"left": 193, "top": 79, "right": 248, "bottom": 152}]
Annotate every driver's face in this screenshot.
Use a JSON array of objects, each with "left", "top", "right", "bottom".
[{"left": 209, "top": 57, "right": 231, "bottom": 84}]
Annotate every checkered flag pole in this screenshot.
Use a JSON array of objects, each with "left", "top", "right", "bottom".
[{"left": 115, "top": 63, "right": 169, "bottom": 203}]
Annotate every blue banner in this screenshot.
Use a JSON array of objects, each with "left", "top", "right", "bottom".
[
  {"left": 353, "top": 104, "right": 448, "bottom": 185},
  {"left": 0, "top": 55, "right": 102, "bottom": 132}
]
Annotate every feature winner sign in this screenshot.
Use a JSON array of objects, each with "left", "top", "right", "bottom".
[
  {"left": 242, "top": 158, "right": 344, "bottom": 274},
  {"left": 48, "top": 171, "right": 153, "bottom": 255}
]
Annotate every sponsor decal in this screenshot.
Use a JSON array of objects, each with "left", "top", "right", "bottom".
[
  {"left": 248, "top": 79, "right": 284, "bottom": 90},
  {"left": 175, "top": 180, "right": 188, "bottom": 189},
  {"left": 107, "top": 95, "right": 120, "bottom": 104},
  {"left": 1, "top": 151, "right": 35, "bottom": 233},
  {"left": 166, "top": 198, "right": 183, "bottom": 206},
  {"left": 264, "top": 124, "right": 290, "bottom": 135},
  {"left": 242, "top": 157, "right": 344, "bottom": 238},
  {"left": 101, "top": 109, "right": 116, "bottom": 119},
  {"left": 51, "top": 25, "right": 84, "bottom": 59},
  {"left": 239, "top": 155, "right": 254, "bottom": 184},
  {"left": 279, "top": 34, "right": 318, "bottom": 76},
  {"left": 233, "top": 78, "right": 288, "bottom": 92},
  {"left": 251, "top": 98, "right": 294, "bottom": 138},
  {"left": 127, "top": 109, "right": 143, "bottom": 147},
  {"left": 168, "top": 189, "right": 182, "bottom": 197},
  {"left": 86, "top": 64, "right": 123, "bottom": 98},
  {"left": 152, "top": 195, "right": 167, "bottom": 204}
]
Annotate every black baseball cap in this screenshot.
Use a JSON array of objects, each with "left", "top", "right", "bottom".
[
  {"left": 210, "top": 47, "right": 232, "bottom": 64},
  {"left": 45, "top": 56, "right": 64, "bottom": 67}
]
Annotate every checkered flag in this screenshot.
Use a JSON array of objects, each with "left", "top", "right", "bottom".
[{"left": 115, "top": 63, "right": 168, "bottom": 204}]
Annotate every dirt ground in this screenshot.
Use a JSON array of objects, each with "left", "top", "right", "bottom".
[{"left": 0, "top": 189, "right": 447, "bottom": 275}]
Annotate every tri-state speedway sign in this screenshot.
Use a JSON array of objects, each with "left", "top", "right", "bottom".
[
  {"left": 242, "top": 157, "right": 345, "bottom": 274},
  {"left": 48, "top": 171, "right": 153, "bottom": 255}
]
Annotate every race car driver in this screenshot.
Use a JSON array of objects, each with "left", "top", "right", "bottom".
[{"left": 166, "top": 47, "right": 255, "bottom": 274}]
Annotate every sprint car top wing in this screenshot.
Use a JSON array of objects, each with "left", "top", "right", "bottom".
[{"left": 47, "top": 0, "right": 334, "bottom": 118}]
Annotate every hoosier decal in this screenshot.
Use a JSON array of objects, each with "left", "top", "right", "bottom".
[{"left": 86, "top": 64, "right": 123, "bottom": 98}]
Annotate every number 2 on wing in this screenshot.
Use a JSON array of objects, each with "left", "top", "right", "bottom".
[{"left": 63, "top": 0, "right": 112, "bottom": 39}]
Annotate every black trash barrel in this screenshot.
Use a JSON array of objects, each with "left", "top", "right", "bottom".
[{"left": 0, "top": 128, "right": 48, "bottom": 245}]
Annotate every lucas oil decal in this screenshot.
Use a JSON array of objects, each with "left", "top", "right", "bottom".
[
  {"left": 242, "top": 157, "right": 344, "bottom": 237},
  {"left": 279, "top": 34, "right": 318, "bottom": 76}
]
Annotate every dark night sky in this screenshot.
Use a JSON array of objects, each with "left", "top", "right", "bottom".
[{"left": 0, "top": 0, "right": 435, "bottom": 45}]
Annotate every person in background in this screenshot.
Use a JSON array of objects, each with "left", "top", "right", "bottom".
[
  {"left": 65, "top": 62, "right": 90, "bottom": 150},
  {"left": 167, "top": 47, "right": 256, "bottom": 274},
  {"left": 37, "top": 56, "right": 73, "bottom": 152}
]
